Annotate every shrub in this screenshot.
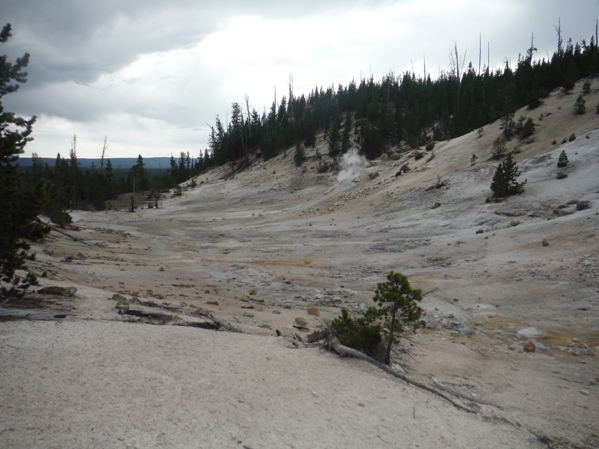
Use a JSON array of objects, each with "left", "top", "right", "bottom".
[
  {"left": 556, "top": 171, "right": 568, "bottom": 179},
  {"left": 331, "top": 308, "right": 382, "bottom": 357},
  {"left": 557, "top": 150, "right": 569, "bottom": 168},
  {"left": 596, "top": 103, "right": 599, "bottom": 114},
  {"left": 477, "top": 127, "right": 484, "bottom": 138},
  {"left": 425, "top": 141, "right": 435, "bottom": 152},
  {"left": 491, "top": 137, "right": 507, "bottom": 159},
  {"left": 294, "top": 141, "right": 306, "bottom": 167},
  {"left": 414, "top": 151, "right": 424, "bottom": 160},
  {"left": 432, "top": 202, "right": 441, "bottom": 209},
  {"left": 470, "top": 154, "right": 478, "bottom": 165},
  {"left": 476, "top": 229, "right": 484, "bottom": 234},
  {"left": 515, "top": 116, "right": 535, "bottom": 139},
  {"left": 490, "top": 153, "right": 526, "bottom": 200},
  {"left": 569, "top": 133, "right": 576, "bottom": 142},
  {"left": 552, "top": 139, "right": 557, "bottom": 145},
  {"left": 582, "top": 80, "right": 591, "bottom": 95},
  {"left": 574, "top": 95, "right": 586, "bottom": 114}
]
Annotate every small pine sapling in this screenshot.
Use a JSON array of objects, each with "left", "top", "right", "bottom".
[
  {"left": 557, "top": 150, "right": 569, "bottom": 168},
  {"left": 470, "top": 154, "right": 478, "bottom": 165},
  {"left": 574, "top": 95, "right": 586, "bottom": 115},
  {"left": 490, "top": 153, "right": 527, "bottom": 200}
]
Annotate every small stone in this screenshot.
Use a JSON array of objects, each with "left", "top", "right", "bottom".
[
  {"left": 242, "top": 311, "right": 254, "bottom": 318},
  {"left": 115, "top": 300, "right": 129, "bottom": 310},
  {"left": 249, "top": 289, "right": 257, "bottom": 295},
  {"left": 206, "top": 301, "right": 219, "bottom": 306},
  {"left": 453, "top": 298, "right": 459, "bottom": 302},
  {"left": 111, "top": 293, "right": 126, "bottom": 301},
  {"left": 542, "top": 239, "right": 549, "bottom": 247},
  {"left": 295, "top": 317, "right": 308, "bottom": 326},
  {"left": 283, "top": 304, "right": 292, "bottom": 309},
  {"left": 307, "top": 306, "right": 320, "bottom": 317},
  {"left": 510, "top": 220, "right": 521, "bottom": 227},
  {"left": 524, "top": 342, "right": 536, "bottom": 353},
  {"left": 272, "top": 310, "right": 281, "bottom": 315},
  {"left": 447, "top": 313, "right": 455, "bottom": 319},
  {"left": 204, "top": 290, "right": 211, "bottom": 294},
  {"left": 159, "top": 267, "right": 164, "bottom": 271},
  {"left": 579, "top": 390, "right": 589, "bottom": 395}
]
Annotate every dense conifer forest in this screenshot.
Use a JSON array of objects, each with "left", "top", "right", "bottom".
[{"left": 208, "top": 27, "right": 599, "bottom": 164}]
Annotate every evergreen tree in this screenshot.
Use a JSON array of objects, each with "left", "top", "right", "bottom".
[
  {"left": 369, "top": 271, "right": 423, "bottom": 365},
  {"left": 0, "top": 24, "right": 51, "bottom": 298},
  {"left": 490, "top": 153, "right": 527, "bottom": 200}
]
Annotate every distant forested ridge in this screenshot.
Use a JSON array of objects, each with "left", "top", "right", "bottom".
[
  {"left": 208, "top": 27, "right": 599, "bottom": 163},
  {"left": 18, "top": 23, "right": 599, "bottom": 217}
]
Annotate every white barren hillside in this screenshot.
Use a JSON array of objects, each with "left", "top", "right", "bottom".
[{"left": 1, "top": 80, "right": 598, "bottom": 449}]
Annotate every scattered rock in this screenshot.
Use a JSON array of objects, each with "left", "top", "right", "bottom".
[
  {"left": 307, "top": 306, "right": 320, "bottom": 317},
  {"left": 276, "top": 329, "right": 282, "bottom": 336},
  {"left": 510, "top": 220, "right": 521, "bottom": 227},
  {"left": 495, "top": 208, "right": 527, "bottom": 217},
  {"left": 524, "top": 342, "right": 536, "bottom": 353},
  {"left": 38, "top": 286, "right": 77, "bottom": 297},
  {"left": 368, "top": 172, "right": 379, "bottom": 180},
  {"left": 111, "top": 293, "right": 126, "bottom": 301},
  {"left": 295, "top": 317, "right": 308, "bottom": 326},
  {"left": 579, "top": 390, "right": 589, "bottom": 395},
  {"left": 206, "top": 301, "right": 219, "bottom": 306},
  {"left": 242, "top": 311, "right": 254, "bottom": 318},
  {"left": 283, "top": 304, "right": 292, "bottom": 309},
  {"left": 116, "top": 300, "right": 130, "bottom": 311},
  {"left": 272, "top": 310, "right": 281, "bottom": 315},
  {"left": 249, "top": 289, "right": 257, "bottom": 295},
  {"left": 53, "top": 314, "right": 67, "bottom": 319},
  {"left": 542, "top": 239, "right": 549, "bottom": 247}
]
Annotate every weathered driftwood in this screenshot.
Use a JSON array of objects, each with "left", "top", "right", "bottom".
[
  {"left": 193, "top": 308, "right": 249, "bottom": 334},
  {"left": 431, "top": 377, "right": 501, "bottom": 408},
  {"left": 329, "top": 336, "right": 476, "bottom": 413},
  {"left": 319, "top": 321, "right": 476, "bottom": 413}
]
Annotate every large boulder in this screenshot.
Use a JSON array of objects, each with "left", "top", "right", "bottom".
[{"left": 38, "top": 286, "right": 77, "bottom": 297}]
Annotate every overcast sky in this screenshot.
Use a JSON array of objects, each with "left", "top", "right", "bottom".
[{"left": 2, "top": 0, "right": 597, "bottom": 159}]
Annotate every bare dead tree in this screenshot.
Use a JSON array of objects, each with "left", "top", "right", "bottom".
[
  {"left": 287, "top": 74, "right": 294, "bottom": 120},
  {"left": 527, "top": 33, "right": 537, "bottom": 63},
  {"left": 100, "top": 136, "right": 107, "bottom": 171},
  {"left": 478, "top": 34, "right": 481, "bottom": 75},
  {"left": 554, "top": 18, "right": 563, "bottom": 57},
  {"left": 449, "top": 42, "right": 467, "bottom": 108}
]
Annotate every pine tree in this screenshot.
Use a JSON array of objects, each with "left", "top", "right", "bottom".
[
  {"left": 0, "top": 24, "right": 51, "bottom": 298},
  {"left": 490, "top": 153, "right": 527, "bottom": 200},
  {"left": 557, "top": 150, "right": 569, "bottom": 168},
  {"left": 369, "top": 271, "right": 423, "bottom": 365}
]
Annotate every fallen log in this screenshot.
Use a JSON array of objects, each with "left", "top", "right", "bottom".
[
  {"left": 431, "top": 377, "right": 501, "bottom": 409},
  {"left": 329, "top": 336, "right": 476, "bottom": 413},
  {"left": 319, "top": 320, "right": 477, "bottom": 413},
  {"left": 192, "top": 308, "right": 250, "bottom": 334}
]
